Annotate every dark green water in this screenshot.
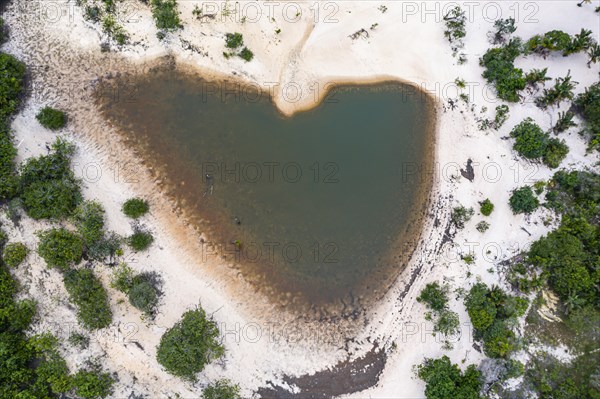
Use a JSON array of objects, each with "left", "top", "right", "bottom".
[{"left": 99, "top": 70, "right": 435, "bottom": 308}]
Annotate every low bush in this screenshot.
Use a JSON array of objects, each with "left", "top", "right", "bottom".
[
  {"left": 156, "top": 307, "right": 225, "bottom": 381},
  {"left": 36, "top": 107, "right": 67, "bottom": 130},
  {"left": 416, "top": 356, "right": 482, "bottom": 398},
  {"left": 480, "top": 38, "right": 525, "bottom": 102},
  {"left": 417, "top": 282, "right": 448, "bottom": 312},
  {"left": 509, "top": 186, "right": 539, "bottom": 214},
  {"left": 71, "top": 368, "right": 114, "bottom": 399},
  {"left": 451, "top": 205, "right": 474, "bottom": 229},
  {"left": 68, "top": 332, "right": 90, "bottom": 349},
  {"left": 87, "top": 231, "right": 122, "bottom": 264},
  {"left": 122, "top": 197, "right": 149, "bottom": 218},
  {"left": 37, "top": 228, "right": 83, "bottom": 271},
  {"left": 3, "top": 242, "right": 28, "bottom": 268},
  {"left": 573, "top": 81, "right": 600, "bottom": 151},
  {"left": 128, "top": 273, "right": 161, "bottom": 316},
  {"left": 480, "top": 199, "right": 494, "bottom": 216},
  {"left": 63, "top": 268, "right": 112, "bottom": 329},
  {"left": 510, "top": 118, "right": 568, "bottom": 168},
  {"left": 203, "top": 379, "right": 241, "bottom": 399},
  {"left": 73, "top": 200, "right": 106, "bottom": 246},
  {"left": 127, "top": 228, "right": 153, "bottom": 251},
  {"left": 151, "top": 0, "right": 181, "bottom": 31},
  {"left": 20, "top": 138, "right": 82, "bottom": 219},
  {"left": 476, "top": 221, "right": 490, "bottom": 233},
  {"left": 464, "top": 283, "right": 527, "bottom": 358}
]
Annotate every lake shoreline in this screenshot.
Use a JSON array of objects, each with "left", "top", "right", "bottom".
[
  {"left": 95, "top": 63, "right": 440, "bottom": 317},
  {"left": 4, "top": 1, "right": 599, "bottom": 397}
]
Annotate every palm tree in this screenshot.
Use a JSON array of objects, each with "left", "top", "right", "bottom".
[
  {"left": 588, "top": 43, "right": 600, "bottom": 67},
  {"left": 577, "top": 0, "right": 591, "bottom": 7}
]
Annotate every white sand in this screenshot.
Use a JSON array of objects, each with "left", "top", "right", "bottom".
[{"left": 2, "top": 0, "right": 599, "bottom": 397}]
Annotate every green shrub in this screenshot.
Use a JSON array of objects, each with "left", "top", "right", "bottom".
[
  {"left": 553, "top": 111, "right": 577, "bottom": 133},
  {"left": 0, "top": 52, "right": 26, "bottom": 200},
  {"left": 151, "top": 0, "right": 181, "bottom": 31},
  {"left": 451, "top": 205, "right": 474, "bottom": 229},
  {"left": 20, "top": 138, "right": 82, "bottom": 219},
  {"left": 574, "top": 81, "right": 600, "bottom": 151},
  {"left": 203, "top": 379, "right": 241, "bottom": 399},
  {"left": 71, "top": 368, "right": 114, "bottom": 399},
  {"left": 37, "top": 228, "right": 83, "bottom": 271},
  {"left": 0, "top": 17, "right": 5, "bottom": 44},
  {"left": 110, "top": 262, "right": 135, "bottom": 292},
  {"left": 464, "top": 283, "right": 525, "bottom": 358},
  {"left": 88, "top": 231, "right": 122, "bottom": 264},
  {"left": 535, "top": 72, "right": 578, "bottom": 109},
  {"left": 435, "top": 309, "right": 460, "bottom": 336},
  {"left": 0, "top": 52, "right": 26, "bottom": 121},
  {"left": 239, "top": 47, "right": 254, "bottom": 62},
  {"left": 36, "top": 107, "right": 67, "bottom": 130},
  {"left": 510, "top": 118, "right": 569, "bottom": 168},
  {"left": 156, "top": 307, "right": 225, "bottom": 381},
  {"left": 480, "top": 38, "right": 525, "bottom": 102},
  {"left": 3, "top": 242, "right": 28, "bottom": 268},
  {"left": 509, "top": 186, "right": 539, "bottom": 214},
  {"left": 543, "top": 138, "right": 569, "bottom": 168},
  {"left": 63, "top": 269, "right": 112, "bottom": 329},
  {"left": 480, "top": 199, "right": 494, "bottom": 216},
  {"left": 73, "top": 200, "right": 106, "bottom": 246},
  {"left": 510, "top": 118, "right": 548, "bottom": 159},
  {"left": 489, "top": 17, "right": 516, "bottom": 45},
  {"left": 526, "top": 30, "right": 572, "bottom": 55},
  {"left": 416, "top": 356, "right": 482, "bottom": 398},
  {"left": 68, "top": 332, "right": 90, "bottom": 349},
  {"left": 494, "top": 105, "right": 510, "bottom": 129},
  {"left": 122, "top": 197, "right": 149, "bottom": 218},
  {"left": 417, "top": 282, "right": 449, "bottom": 312},
  {"left": 128, "top": 273, "right": 160, "bottom": 316},
  {"left": 476, "top": 221, "right": 490, "bottom": 233},
  {"left": 127, "top": 228, "right": 154, "bottom": 251},
  {"left": 225, "top": 32, "right": 243, "bottom": 49}
]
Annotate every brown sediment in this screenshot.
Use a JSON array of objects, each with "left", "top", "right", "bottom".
[{"left": 92, "top": 61, "right": 438, "bottom": 320}]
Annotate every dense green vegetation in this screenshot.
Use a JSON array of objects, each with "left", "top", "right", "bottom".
[
  {"left": 156, "top": 307, "right": 225, "bottom": 381},
  {"left": 3, "top": 241, "right": 28, "bottom": 267},
  {"left": 465, "top": 283, "right": 528, "bottom": 358},
  {"left": 480, "top": 38, "right": 525, "bottom": 102},
  {"left": 151, "top": 0, "right": 182, "bottom": 32},
  {"left": 36, "top": 107, "right": 67, "bottom": 130},
  {"left": 509, "top": 186, "right": 539, "bottom": 214},
  {"left": 0, "top": 52, "right": 26, "bottom": 200},
  {"left": 203, "top": 379, "right": 241, "bottom": 399},
  {"left": 416, "top": 356, "right": 482, "bottom": 399},
  {"left": 574, "top": 81, "right": 600, "bottom": 151},
  {"left": 37, "top": 228, "right": 83, "bottom": 271},
  {"left": 509, "top": 118, "right": 568, "bottom": 168},
  {"left": 20, "top": 138, "right": 82, "bottom": 219},
  {"left": 122, "top": 197, "right": 149, "bottom": 218},
  {"left": 63, "top": 268, "right": 112, "bottom": 329},
  {"left": 0, "top": 251, "right": 113, "bottom": 398},
  {"left": 526, "top": 29, "right": 594, "bottom": 57}
]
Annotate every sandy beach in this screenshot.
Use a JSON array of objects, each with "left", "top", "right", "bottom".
[{"left": 2, "top": 0, "right": 599, "bottom": 397}]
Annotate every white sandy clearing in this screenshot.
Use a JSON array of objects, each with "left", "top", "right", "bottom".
[{"left": 2, "top": 0, "right": 599, "bottom": 397}]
